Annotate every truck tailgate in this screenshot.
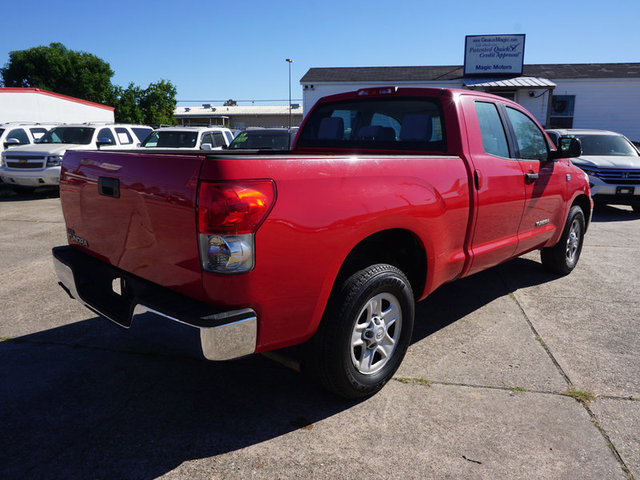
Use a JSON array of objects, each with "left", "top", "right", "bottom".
[{"left": 60, "top": 150, "right": 206, "bottom": 299}]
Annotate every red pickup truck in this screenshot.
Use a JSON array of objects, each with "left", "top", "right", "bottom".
[{"left": 53, "top": 87, "right": 591, "bottom": 398}]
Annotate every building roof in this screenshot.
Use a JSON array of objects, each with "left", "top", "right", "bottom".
[
  {"left": 463, "top": 76, "right": 556, "bottom": 88},
  {"left": 174, "top": 104, "right": 303, "bottom": 118},
  {"left": 300, "top": 63, "right": 640, "bottom": 83},
  {"left": 0, "top": 87, "right": 115, "bottom": 111}
]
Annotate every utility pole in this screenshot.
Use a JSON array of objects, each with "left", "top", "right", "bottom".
[{"left": 286, "top": 58, "right": 293, "bottom": 130}]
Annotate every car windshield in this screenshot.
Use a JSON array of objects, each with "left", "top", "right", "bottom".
[
  {"left": 141, "top": 131, "right": 198, "bottom": 148},
  {"left": 39, "top": 127, "right": 95, "bottom": 145},
  {"left": 575, "top": 134, "right": 638, "bottom": 156},
  {"left": 228, "top": 130, "right": 291, "bottom": 149}
]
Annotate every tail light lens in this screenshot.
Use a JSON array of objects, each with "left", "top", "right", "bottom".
[
  {"left": 198, "top": 181, "right": 276, "bottom": 235},
  {"left": 197, "top": 181, "right": 276, "bottom": 273}
]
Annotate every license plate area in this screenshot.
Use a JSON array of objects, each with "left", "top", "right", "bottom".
[{"left": 616, "top": 186, "right": 635, "bottom": 195}]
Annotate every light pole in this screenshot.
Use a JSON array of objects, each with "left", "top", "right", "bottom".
[{"left": 286, "top": 58, "right": 293, "bottom": 130}]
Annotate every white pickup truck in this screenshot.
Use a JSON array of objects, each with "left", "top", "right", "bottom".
[
  {"left": 139, "top": 126, "right": 235, "bottom": 150},
  {"left": 0, "top": 122, "right": 152, "bottom": 193}
]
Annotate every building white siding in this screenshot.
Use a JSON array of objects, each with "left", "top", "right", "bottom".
[
  {"left": 553, "top": 78, "right": 640, "bottom": 141},
  {"left": 0, "top": 89, "right": 114, "bottom": 124}
]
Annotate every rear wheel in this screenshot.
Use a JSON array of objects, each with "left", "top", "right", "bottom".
[
  {"left": 305, "top": 264, "right": 414, "bottom": 399},
  {"left": 541, "top": 205, "right": 585, "bottom": 275},
  {"left": 632, "top": 205, "right": 640, "bottom": 214}
]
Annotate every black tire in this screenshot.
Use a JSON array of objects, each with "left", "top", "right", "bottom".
[
  {"left": 304, "top": 264, "right": 415, "bottom": 399},
  {"left": 632, "top": 205, "right": 640, "bottom": 214},
  {"left": 540, "top": 205, "right": 585, "bottom": 275}
]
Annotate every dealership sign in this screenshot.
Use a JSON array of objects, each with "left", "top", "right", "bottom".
[{"left": 464, "top": 34, "right": 526, "bottom": 76}]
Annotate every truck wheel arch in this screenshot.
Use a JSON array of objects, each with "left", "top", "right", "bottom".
[{"left": 331, "top": 229, "right": 427, "bottom": 304}]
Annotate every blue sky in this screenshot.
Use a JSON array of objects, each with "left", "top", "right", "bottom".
[{"left": 1, "top": 0, "right": 638, "bottom": 105}]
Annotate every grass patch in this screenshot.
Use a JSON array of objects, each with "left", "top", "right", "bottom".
[
  {"left": 511, "top": 386, "right": 526, "bottom": 393},
  {"left": 395, "top": 376, "right": 432, "bottom": 386},
  {"left": 535, "top": 336, "right": 547, "bottom": 348},
  {"left": 564, "top": 387, "right": 595, "bottom": 404}
]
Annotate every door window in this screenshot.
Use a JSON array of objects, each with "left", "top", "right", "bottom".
[
  {"left": 213, "top": 132, "right": 225, "bottom": 147},
  {"left": 475, "top": 102, "right": 510, "bottom": 158},
  {"left": 506, "top": 107, "right": 548, "bottom": 161},
  {"left": 115, "top": 128, "right": 133, "bottom": 145},
  {"left": 97, "top": 128, "right": 117, "bottom": 145},
  {"left": 7, "top": 128, "right": 30, "bottom": 144}
]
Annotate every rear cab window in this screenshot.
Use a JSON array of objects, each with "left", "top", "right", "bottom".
[{"left": 297, "top": 97, "right": 446, "bottom": 152}]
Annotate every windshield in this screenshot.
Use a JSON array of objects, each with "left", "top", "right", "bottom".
[
  {"left": 296, "top": 97, "right": 446, "bottom": 152},
  {"left": 141, "top": 131, "right": 198, "bottom": 148},
  {"left": 575, "top": 134, "right": 638, "bottom": 156},
  {"left": 39, "top": 127, "right": 95, "bottom": 145},
  {"left": 228, "top": 131, "right": 291, "bottom": 149}
]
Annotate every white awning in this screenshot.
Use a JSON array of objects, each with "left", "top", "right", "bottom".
[{"left": 463, "top": 77, "right": 556, "bottom": 88}]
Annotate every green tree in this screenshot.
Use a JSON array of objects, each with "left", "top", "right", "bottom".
[
  {"left": 2, "top": 43, "right": 178, "bottom": 125},
  {"left": 113, "top": 83, "right": 145, "bottom": 124},
  {"left": 1, "top": 42, "right": 114, "bottom": 104},
  {"left": 223, "top": 99, "right": 237, "bottom": 106},
  {"left": 139, "top": 80, "right": 177, "bottom": 125}
]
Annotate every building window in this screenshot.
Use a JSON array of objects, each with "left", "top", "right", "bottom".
[
  {"left": 550, "top": 95, "right": 575, "bottom": 128},
  {"left": 490, "top": 90, "right": 516, "bottom": 101}
]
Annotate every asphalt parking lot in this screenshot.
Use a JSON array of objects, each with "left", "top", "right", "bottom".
[{"left": 1, "top": 184, "right": 639, "bottom": 480}]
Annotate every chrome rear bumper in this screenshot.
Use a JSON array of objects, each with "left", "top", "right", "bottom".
[{"left": 52, "top": 246, "right": 257, "bottom": 360}]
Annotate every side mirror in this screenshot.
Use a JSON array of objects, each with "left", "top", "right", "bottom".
[
  {"left": 3, "top": 138, "right": 21, "bottom": 148},
  {"left": 201, "top": 143, "right": 213, "bottom": 151},
  {"left": 550, "top": 136, "right": 582, "bottom": 160},
  {"left": 96, "top": 137, "right": 114, "bottom": 150}
]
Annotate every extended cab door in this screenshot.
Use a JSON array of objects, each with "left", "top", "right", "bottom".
[
  {"left": 503, "top": 106, "right": 567, "bottom": 254},
  {"left": 460, "top": 96, "right": 526, "bottom": 275}
]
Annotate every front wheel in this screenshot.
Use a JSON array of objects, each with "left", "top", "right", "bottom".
[
  {"left": 304, "top": 264, "right": 415, "bottom": 399},
  {"left": 540, "top": 205, "right": 585, "bottom": 275}
]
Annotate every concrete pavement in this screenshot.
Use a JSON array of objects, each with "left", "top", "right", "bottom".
[{"left": 1, "top": 185, "right": 638, "bottom": 479}]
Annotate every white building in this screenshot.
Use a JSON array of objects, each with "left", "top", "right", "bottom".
[
  {"left": 300, "top": 63, "right": 640, "bottom": 142},
  {"left": 174, "top": 104, "right": 303, "bottom": 130},
  {"left": 0, "top": 87, "right": 114, "bottom": 123}
]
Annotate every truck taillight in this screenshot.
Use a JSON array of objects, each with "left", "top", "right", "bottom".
[
  {"left": 197, "top": 181, "right": 276, "bottom": 273},
  {"left": 198, "top": 181, "right": 276, "bottom": 235}
]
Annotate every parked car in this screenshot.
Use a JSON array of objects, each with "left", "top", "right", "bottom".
[
  {"left": 547, "top": 129, "right": 640, "bottom": 213},
  {"left": 0, "top": 123, "right": 153, "bottom": 193},
  {"left": 0, "top": 122, "right": 57, "bottom": 153},
  {"left": 228, "top": 128, "right": 296, "bottom": 150},
  {"left": 140, "top": 126, "right": 234, "bottom": 150}
]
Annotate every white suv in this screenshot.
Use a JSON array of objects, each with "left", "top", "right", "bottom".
[
  {"left": 0, "top": 122, "right": 57, "bottom": 153},
  {"left": 139, "top": 126, "right": 234, "bottom": 150},
  {"left": 0, "top": 123, "right": 152, "bottom": 192}
]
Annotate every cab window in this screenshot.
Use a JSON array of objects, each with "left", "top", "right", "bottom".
[
  {"left": 506, "top": 107, "right": 548, "bottom": 161},
  {"left": 475, "top": 102, "right": 509, "bottom": 158}
]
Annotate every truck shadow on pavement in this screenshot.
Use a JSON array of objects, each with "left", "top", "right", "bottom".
[
  {"left": 412, "top": 256, "right": 555, "bottom": 341},
  {"left": 1, "top": 320, "right": 349, "bottom": 480},
  {"left": 0, "top": 257, "right": 567, "bottom": 479}
]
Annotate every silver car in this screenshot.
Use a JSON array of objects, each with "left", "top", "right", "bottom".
[{"left": 546, "top": 129, "right": 640, "bottom": 213}]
